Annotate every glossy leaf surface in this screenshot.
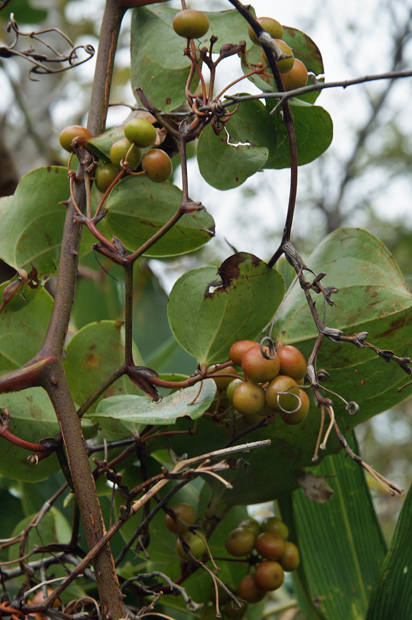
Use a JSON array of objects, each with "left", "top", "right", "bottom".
[
  {"left": 197, "top": 122, "right": 269, "bottom": 190},
  {"left": 208, "top": 97, "right": 333, "bottom": 172},
  {"left": 168, "top": 253, "right": 285, "bottom": 365},
  {"left": 105, "top": 176, "right": 215, "bottom": 257},
  {"left": 275, "top": 228, "right": 412, "bottom": 425}
]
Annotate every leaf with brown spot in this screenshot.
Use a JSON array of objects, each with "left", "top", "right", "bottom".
[
  {"left": 275, "top": 228, "right": 412, "bottom": 425},
  {"left": 168, "top": 252, "right": 284, "bottom": 365},
  {"left": 65, "top": 321, "right": 144, "bottom": 413}
]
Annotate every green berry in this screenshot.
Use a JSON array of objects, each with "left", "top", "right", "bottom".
[
  {"left": 173, "top": 9, "right": 209, "bottom": 39},
  {"left": 124, "top": 118, "right": 157, "bottom": 148},
  {"left": 110, "top": 138, "right": 141, "bottom": 171},
  {"left": 94, "top": 162, "right": 118, "bottom": 193}
]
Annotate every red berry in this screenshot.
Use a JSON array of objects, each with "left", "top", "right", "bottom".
[
  {"left": 241, "top": 346, "right": 280, "bottom": 383},
  {"left": 229, "top": 340, "right": 259, "bottom": 366},
  {"left": 276, "top": 345, "right": 307, "bottom": 381}
]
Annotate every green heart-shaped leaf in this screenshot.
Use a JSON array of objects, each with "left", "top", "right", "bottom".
[
  {"left": 168, "top": 252, "right": 285, "bottom": 365},
  {"left": 275, "top": 228, "right": 412, "bottom": 425}
]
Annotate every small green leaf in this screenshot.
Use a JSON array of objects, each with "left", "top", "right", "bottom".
[
  {"left": 64, "top": 321, "right": 144, "bottom": 413},
  {"left": 0, "top": 283, "right": 53, "bottom": 375},
  {"left": 105, "top": 175, "right": 215, "bottom": 257},
  {"left": 279, "top": 431, "right": 387, "bottom": 620},
  {"left": 0, "top": 388, "right": 60, "bottom": 481},
  {"left": 167, "top": 253, "right": 285, "bottom": 365},
  {"left": 0, "top": 167, "right": 69, "bottom": 277},
  {"left": 92, "top": 380, "right": 215, "bottom": 429},
  {"left": 86, "top": 126, "right": 125, "bottom": 161},
  {"left": 275, "top": 228, "right": 412, "bottom": 425},
  {"left": 366, "top": 481, "right": 412, "bottom": 620},
  {"left": 197, "top": 122, "right": 269, "bottom": 190}
]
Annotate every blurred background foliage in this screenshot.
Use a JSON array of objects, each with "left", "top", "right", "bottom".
[{"left": 1, "top": 0, "right": 412, "bottom": 569}]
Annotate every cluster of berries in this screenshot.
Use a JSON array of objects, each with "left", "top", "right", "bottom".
[
  {"left": 226, "top": 516, "right": 299, "bottom": 602},
  {"left": 201, "top": 517, "right": 299, "bottom": 618},
  {"left": 248, "top": 16, "right": 309, "bottom": 91},
  {"left": 171, "top": 9, "right": 308, "bottom": 92},
  {"left": 59, "top": 118, "right": 172, "bottom": 193},
  {"left": 211, "top": 341, "right": 309, "bottom": 427}
]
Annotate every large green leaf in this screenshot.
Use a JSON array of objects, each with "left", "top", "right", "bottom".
[
  {"left": 131, "top": 6, "right": 254, "bottom": 113},
  {"left": 240, "top": 25, "right": 324, "bottom": 105},
  {"left": 167, "top": 253, "right": 285, "bottom": 365},
  {"left": 64, "top": 320, "right": 144, "bottom": 413},
  {"left": 0, "top": 388, "right": 60, "bottom": 481},
  {"left": 0, "top": 167, "right": 69, "bottom": 276},
  {"left": 105, "top": 176, "right": 215, "bottom": 257},
  {"left": 0, "top": 283, "right": 53, "bottom": 375},
  {"left": 90, "top": 380, "right": 216, "bottom": 438},
  {"left": 197, "top": 121, "right": 269, "bottom": 190},
  {"left": 366, "top": 482, "right": 412, "bottom": 619},
  {"left": 279, "top": 431, "right": 387, "bottom": 620},
  {"left": 275, "top": 228, "right": 412, "bottom": 425}
]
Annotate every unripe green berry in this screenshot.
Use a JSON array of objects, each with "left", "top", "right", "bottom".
[
  {"left": 110, "top": 138, "right": 141, "bottom": 171},
  {"left": 261, "top": 517, "right": 289, "bottom": 540},
  {"left": 124, "top": 118, "right": 157, "bottom": 148},
  {"left": 248, "top": 17, "right": 283, "bottom": 46},
  {"left": 173, "top": 9, "right": 209, "bottom": 39},
  {"left": 176, "top": 532, "right": 206, "bottom": 560},
  {"left": 233, "top": 382, "right": 266, "bottom": 416},
  {"left": 225, "top": 527, "right": 255, "bottom": 557},
  {"left": 94, "top": 162, "right": 118, "bottom": 193}
]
